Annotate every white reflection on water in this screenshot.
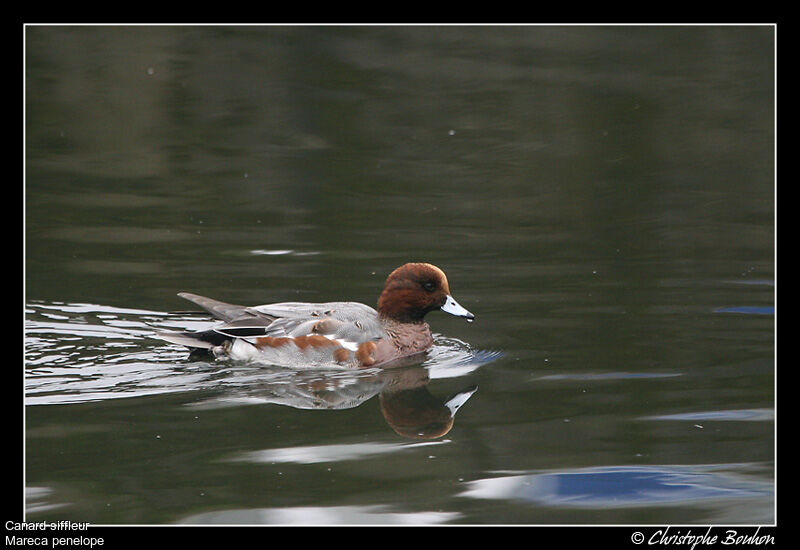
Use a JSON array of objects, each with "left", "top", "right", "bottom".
[
  {"left": 459, "top": 463, "right": 773, "bottom": 517},
  {"left": 642, "top": 409, "right": 774, "bottom": 422},
  {"left": 535, "top": 371, "right": 683, "bottom": 381},
  {"left": 249, "top": 249, "right": 321, "bottom": 256},
  {"left": 25, "top": 486, "right": 68, "bottom": 515},
  {"left": 228, "top": 440, "right": 447, "bottom": 465},
  {"left": 177, "top": 504, "right": 459, "bottom": 525}
]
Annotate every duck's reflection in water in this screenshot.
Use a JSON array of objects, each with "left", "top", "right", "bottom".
[
  {"left": 378, "top": 366, "right": 477, "bottom": 439},
  {"left": 187, "top": 363, "right": 478, "bottom": 439}
]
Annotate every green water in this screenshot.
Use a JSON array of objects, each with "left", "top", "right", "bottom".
[{"left": 24, "top": 25, "right": 774, "bottom": 525}]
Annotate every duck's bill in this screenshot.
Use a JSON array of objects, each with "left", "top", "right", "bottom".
[
  {"left": 441, "top": 295, "right": 475, "bottom": 320},
  {"left": 445, "top": 385, "right": 478, "bottom": 416}
]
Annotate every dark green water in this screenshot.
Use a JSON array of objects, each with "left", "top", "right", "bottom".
[{"left": 24, "top": 25, "right": 774, "bottom": 525}]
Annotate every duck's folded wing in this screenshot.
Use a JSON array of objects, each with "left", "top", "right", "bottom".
[
  {"left": 176, "top": 292, "right": 257, "bottom": 322},
  {"left": 158, "top": 297, "right": 385, "bottom": 351},
  {"left": 249, "top": 301, "right": 386, "bottom": 344}
]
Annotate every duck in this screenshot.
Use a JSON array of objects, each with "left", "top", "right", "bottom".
[{"left": 157, "top": 262, "right": 474, "bottom": 368}]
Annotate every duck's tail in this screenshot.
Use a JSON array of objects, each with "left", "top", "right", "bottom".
[
  {"left": 155, "top": 328, "right": 229, "bottom": 350},
  {"left": 155, "top": 292, "right": 248, "bottom": 350}
]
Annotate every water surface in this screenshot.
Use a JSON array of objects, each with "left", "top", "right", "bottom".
[{"left": 24, "top": 25, "right": 774, "bottom": 525}]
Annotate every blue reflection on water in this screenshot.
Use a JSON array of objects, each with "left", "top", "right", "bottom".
[
  {"left": 713, "top": 306, "right": 774, "bottom": 315},
  {"left": 460, "top": 464, "right": 773, "bottom": 509}
]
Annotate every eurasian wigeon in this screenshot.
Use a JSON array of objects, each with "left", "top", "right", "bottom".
[{"left": 157, "top": 263, "right": 474, "bottom": 368}]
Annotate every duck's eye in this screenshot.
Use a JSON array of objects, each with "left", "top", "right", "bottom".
[{"left": 422, "top": 281, "right": 436, "bottom": 292}]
